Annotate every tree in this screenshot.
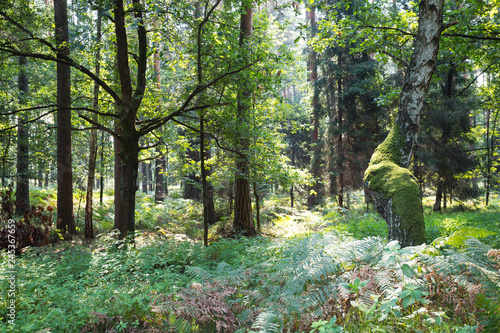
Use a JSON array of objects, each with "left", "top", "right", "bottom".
[
  {"left": 54, "top": 0, "right": 75, "bottom": 234},
  {"left": 365, "top": 0, "right": 446, "bottom": 247},
  {"left": 306, "top": 3, "right": 324, "bottom": 208},
  {"left": 84, "top": 4, "right": 102, "bottom": 240},
  {"left": 15, "top": 55, "right": 29, "bottom": 215},
  {"left": 416, "top": 60, "right": 477, "bottom": 211},
  {"left": 233, "top": 0, "right": 256, "bottom": 236},
  {"left": 1, "top": 0, "right": 256, "bottom": 239}
]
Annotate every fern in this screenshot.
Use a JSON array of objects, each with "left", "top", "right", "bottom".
[
  {"left": 251, "top": 311, "right": 280, "bottom": 333},
  {"left": 151, "top": 229, "right": 500, "bottom": 333},
  {"left": 431, "top": 227, "right": 496, "bottom": 248}
]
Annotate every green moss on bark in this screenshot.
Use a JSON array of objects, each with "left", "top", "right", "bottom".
[
  {"left": 369, "top": 126, "right": 402, "bottom": 166},
  {"left": 364, "top": 126, "right": 426, "bottom": 246}
]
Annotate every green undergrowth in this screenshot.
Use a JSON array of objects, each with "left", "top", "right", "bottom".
[
  {"left": 2, "top": 190, "right": 500, "bottom": 332},
  {"left": 2, "top": 230, "right": 498, "bottom": 332}
]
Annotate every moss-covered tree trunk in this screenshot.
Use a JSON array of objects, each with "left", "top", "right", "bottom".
[{"left": 364, "top": 0, "right": 445, "bottom": 247}]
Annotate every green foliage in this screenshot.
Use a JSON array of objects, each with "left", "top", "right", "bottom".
[
  {"left": 310, "top": 317, "right": 343, "bottom": 333},
  {"left": 2, "top": 200, "right": 500, "bottom": 332}
]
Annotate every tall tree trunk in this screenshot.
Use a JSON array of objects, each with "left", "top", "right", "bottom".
[
  {"left": 114, "top": 0, "right": 147, "bottom": 239},
  {"left": 15, "top": 55, "right": 30, "bottom": 215},
  {"left": 306, "top": 5, "right": 323, "bottom": 208},
  {"left": 141, "top": 162, "right": 148, "bottom": 193},
  {"left": 55, "top": 0, "right": 75, "bottom": 234},
  {"left": 114, "top": 123, "right": 122, "bottom": 230},
  {"left": 200, "top": 112, "right": 209, "bottom": 246},
  {"left": 365, "top": 0, "right": 445, "bottom": 247},
  {"left": 290, "top": 140, "right": 295, "bottom": 207},
  {"left": 233, "top": 1, "right": 255, "bottom": 236},
  {"left": 1, "top": 130, "right": 12, "bottom": 187},
  {"left": 336, "top": 55, "right": 344, "bottom": 208},
  {"left": 85, "top": 7, "right": 102, "bottom": 239},
  {"left": 151, "top": 26, "right": 166, "bottom": 204},
  {"left": 195, "top": 0, "right": 217, "bottom": 232},
  {"left": 148, "top": 163, "right": 153, "bottom": 192},
  {"left": 100, "top": 130, "right": 104, "bottom": 204},
  {"left": 486, "top": 108, "right": 491, "bottom": 206}
]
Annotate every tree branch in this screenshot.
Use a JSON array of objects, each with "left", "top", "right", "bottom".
[
  {"left": 380, "top": 50, "right": 409, "bottom": 67},
  {"left": 78, "top": 113, "right": 119, "bottom": 138}
]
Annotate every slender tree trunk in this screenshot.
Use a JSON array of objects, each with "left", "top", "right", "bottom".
[
  {"left": 152, "top": 32, "right": 166, "bottom": 204},
  {"left": 15, "top": 55, "right": 30, "bottom": 215},
  {"left": 486, "top": 108, "right": 491, "bottom": 206},
  {"left": 148, "top": 163, "right": 153, "bottom": 192},
  {"left": 114, "top": 125, "right": 122, "bottom": 229},
  {"left": 155, "top": 154, "right": 166, "bottom": 202},
  {"left": 443, "top": 182, "right": 447, "bottom": 209},
  {"left": 201, "top": 112, "right": 209, "bottom": 246},
  {"left": 290, "top": 140, "right": 295, "bottom": 207},
  {"left": 306, "top": 5, "right": 323, "bottom": 208},
  {"left": 233, "top": 1, "right": 255, "bottom": 236},
  {"left": 337, "top": 55, "right": 344, "bottom": 208},
  {"left": 55, "top": 0, "right": 75, "bottom": 234},
  {"left": 433, "top": 177, "right": 443, "bottom": 211},
  {"left": 100, "top": 130, "right": 104, "bottom": 204},
  {"left": 228, "top": 186, "right": 234, "bottom": 216},
  {"left": 195, "top": 0, "right": 217, "bottom": 228},
  {"left": 327, "top": 79, "right": 337, "bottom": 198},
  {"left": 253, "top": 181, "right": 261, "bottom": 231},
  {"left": 204, "top": 145, "right": 216, "bottom": 223},
  {"left": 1, "top": 130, "right": 12, "bottom": 187},
  {"left": 84, "top": 7, "right": 102, "bottom": 239},
  {"left": 365, "top": 0, "right": 445, "bottom": 247},
  {"left": 38, "top": 166, "right": 43, "bottom": 188},
  {"left": 141, "top": 162, "right": 148, "bottom": 193}
]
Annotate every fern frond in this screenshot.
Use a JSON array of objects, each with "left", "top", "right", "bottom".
[{"left": 251, "top": 310, "right": 281, "bottom": 333}]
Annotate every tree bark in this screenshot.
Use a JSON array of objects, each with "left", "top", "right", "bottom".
[
  {"left": 253, "top": 181, "right": 261, "bottom": 231},
  {"left": 365, "top": 0, "right": 445, "bottom": 247},
  {"left": 55, "top": 0, "right": 75, "bottom": 234},
  {"left": 184, "top": 145, "right": 201, "bottom": 200},
  {"left": 114, "top": 126, "right": 122, "bottom": 230},
  {"left": 84, "top": 6, "right": 102, "bottom": 239},
  {"left": 99, "top": 130, "right": 104, "bottom": 205},
  {"left": 336, "top": 55, "right": 344, "bottom": 208},
  {"left": 433, "top": 177, "right": 443, "bottom": 211},
  {"left": 486, "top": 108, "right": 491, "bottom": 206},
  {"left": 154, "top": 153, "right": 166, "bottom": 203},
  {"left": 306, "top": 5, "right": 323, "bottom": 208},
  {"left": 114, "top": 0, "right": 146, "bottom": 239},
  {"left": 15, "top": 55, "right": 30, "bottom": 215},
  {"left": 200, "top": 112, "right": 212, "bottom": 246},
  {"left": 233, "top": 1, "right": 255, "bottom": 236},
  {"left": 141, "top": 162, "right": 148, "bottom": 193}
]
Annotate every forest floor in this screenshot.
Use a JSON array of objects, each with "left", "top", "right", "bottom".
[{"left": 2, "top": 189, "right": 500, "bottom": 332}]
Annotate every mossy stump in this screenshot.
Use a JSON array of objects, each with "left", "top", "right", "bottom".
[{"left": 364, "top": 127, "right": 426, "bottom": 247}]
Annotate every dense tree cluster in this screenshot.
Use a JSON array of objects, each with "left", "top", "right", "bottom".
[{"left": 0, "top": 0, "right": 499, "bottom": 245}]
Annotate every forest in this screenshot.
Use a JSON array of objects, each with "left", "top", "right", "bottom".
[{"left": 1, "top": 0, "right": 500, "bottom": 332}]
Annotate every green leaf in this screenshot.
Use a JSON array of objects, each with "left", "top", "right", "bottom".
[
  {"left": 401, "top": 263, "right": 415, "bottom": 278},
  {"left": 402, "top": 296, "right": 415, "bottom": 309}
]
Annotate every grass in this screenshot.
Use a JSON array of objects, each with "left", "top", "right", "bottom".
[{"left": 1, "top": 189, "right": 500, "bottom": 332}]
